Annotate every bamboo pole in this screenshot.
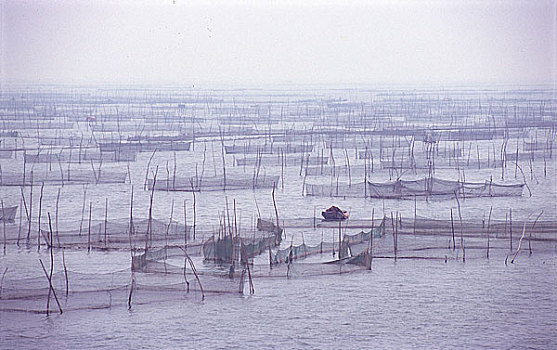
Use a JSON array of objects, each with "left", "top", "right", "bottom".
[
  {"left": 486, "top": 206, "right": 492, "bottom": 259},
  {"left": 39, "top": 259, "right": 62, "bottom": 315},
  {"left": 450, "top": 208, "right": 455, "bottom": 251},
  {"left": 104, "top": 198, "right": 108, "bottom": 247},
  {"left": 21, "top": 184, "right": 32, "bottom": 244},
  {"left": 1, "top": 201, "right": 5, "bottom": 253},
  {"left": 17, "top": 196, "right": 23, "bottom": 247},
  {"left": 147, "top": 166, "right": 158, "bottom": 250},
  {"left": 128, "top": 272, "right": 135, "bottom": 310},
  {"left": 183, "top": 199, "right": 187, "bottom": 250},
  {"left": 368, "top": 208, "right": 375, "bottom": 270},
  {"left": 529, "top": 211, "right": 543, "bottom": 256},
  {"left": 510, "top": 222, "right": 527, "bottom": 264},
  {"left": 47, "top": 213, "right": 54, "bottom": 310},
  {"left": 37, "top": 182, "right": 44, "bottom": 251},
  {"left": 338, "top": 220, "right": 342, "bottom": 260},
  {"left": 62, "top": 249, "right": 68, "bottom": 296},
  {"left": 413, "top": 196, "right": 417, "bottom": 236},
  {"left": 128, "top": 186, "right": 134, "bottom": 245},
  {"left": 272, "top": 182, "right": 279, "bottom": 229},
  {"left": 186, "top": 255, "right": 205, "bottom": 300},
  {"left": 78, "top": 185, "right": 87, "bottom": 236},
  {"left": 55, "top": 188, "right": 61, "bottom": 248},
  {"left": 183, "top": 257, "right": 190, "bottom": 293},
  {"left": 87, "top": 202, "right": 92, "bottom": 253},
  {"left": 509, "top": 208, "right": 513, "bottom": 251},
  {"left": 144, "top": 149, "right": 157, "bottom": 190},
  {"left": 455, "top": 193, "right": 464, "bottom": 262},
  {"left": 192, "top": 190, "right": 197, "bottom": 240}
]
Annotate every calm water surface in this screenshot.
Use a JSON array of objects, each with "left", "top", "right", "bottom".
[{"left": 1, "top": 249, "right": 555, "bottom": 349}]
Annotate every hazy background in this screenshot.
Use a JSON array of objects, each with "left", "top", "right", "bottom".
[{"left": 1, "top": 0, "right": 555, "bottom": 86}]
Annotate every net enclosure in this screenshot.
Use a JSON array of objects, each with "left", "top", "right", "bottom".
[
  {"left": 305, "top": 177, "right": 524, "bottom": 199},
  {"left": 148, "top": 175, "right": 280, "bottom": 192}
]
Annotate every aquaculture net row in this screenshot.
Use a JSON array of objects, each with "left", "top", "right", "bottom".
[
  {"left": 0, "top": 170, "right": 127, "bottom": 186},
  {"left": 273, "top": 217, "right": 386, "bottom": 263},
  {"left": 147, "top": 174, "right": 279, "bottom": 192},
  {"left": 305, "top": 177, "right": 524, "bottom": 199},
  {"left": 0, "top": 262, "right": 241, "bottom": 314},
  {"left": 34, "top": 218, "right": 191, "bottom": 250},
  {"left": 224, "top": 143, "right": 313, "bottom": 154},
  {"left": 202, "top": 227, "right": 283, "bottom": 263},
  {"left": 24, "top": 150, "right": 137, "bottom": 163}
]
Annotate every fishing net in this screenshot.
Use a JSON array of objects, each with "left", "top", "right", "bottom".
[
  {"left": 0, "top": 169, "right": 127, "bottom": 186},
  {"left": 305, "top": 178, "right": 524, "bottom": 199},
  {"left": 0, "top": 206, "right": 17, "bottom": 223},
  {"left": 0, "top": 259, "right": 242, "bottom": 314},
  {"left": 305, "top": 181, "right": 367, "bottom": 197},
  {"left": 23, "top": 149, "right": 137, "bottom": 163},
  {"left": 235, "top": 155, "right": 328, "bottom": 167},
  {"left": 202, "top": 228, "right": 283, "bottom": 262},
  {"left": 98, "top": 141, "right": 191, "bottom": 153},
  {"left": 0, "top": 121, "right": 74, "bottom": 129},
  {"left": 35, "top": 218, "right": 191, "bottom": 250},
  {"left": 0, "top": 150, "right": 13, "bottom": 159},
  {"left": 273, "top": 217, "right": 386, "bottom": 264},
  {"left": 224, "top": 143, "right": 313, "bottom": 154},
  {"left": 147, "top": 175, "right": 279, "bottom": 192}
]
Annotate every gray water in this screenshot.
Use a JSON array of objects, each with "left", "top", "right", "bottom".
[
  {"left": 1, "top": 86, "right": 556, "bottom": 349},
  {"left": 1, "top": 249, "right": 556, "bottom": 349}
]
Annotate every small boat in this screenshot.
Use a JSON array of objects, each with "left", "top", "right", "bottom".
[{"left": 321, "top": 206, "right": 349, "bottom": 221}]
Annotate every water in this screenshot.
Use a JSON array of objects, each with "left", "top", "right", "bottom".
[
  {"left": 1, "top": 250, "right": 555, "bottom": 349},
  {"left": 1, "top": 86, "right": 556, "bottom": 349}
]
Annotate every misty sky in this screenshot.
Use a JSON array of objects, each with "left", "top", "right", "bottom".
[{"left": 1, "top": 0, "right": 555, "bottom": 86}]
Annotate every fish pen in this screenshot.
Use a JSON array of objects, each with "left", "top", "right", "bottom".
[{"left": 1, "top": 85, "right": 556, "bottom": 316}]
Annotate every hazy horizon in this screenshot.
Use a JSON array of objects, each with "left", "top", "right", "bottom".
[{"left": 2, "top": 0, "right": 556, "bottom": 87}]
